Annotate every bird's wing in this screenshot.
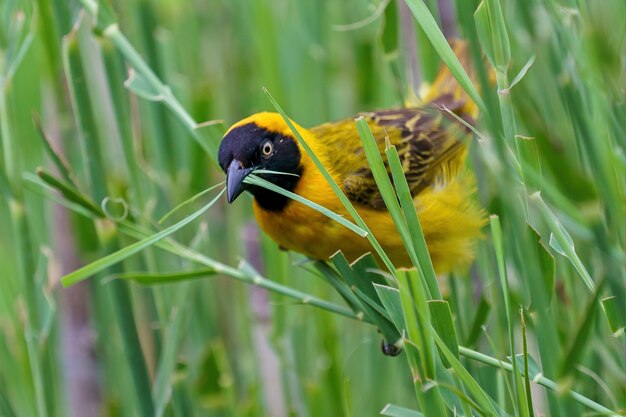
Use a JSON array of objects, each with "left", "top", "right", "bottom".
[{"left": 311, "top": 94, "right": 474, "bottom": 210}]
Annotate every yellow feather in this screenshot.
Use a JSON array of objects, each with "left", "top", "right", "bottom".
[
  {"left": 244, "top": 112, "right": 485, "bottom": 274},
  {"left": 229, "top": 40, "right": 486, "bottom": 273}
]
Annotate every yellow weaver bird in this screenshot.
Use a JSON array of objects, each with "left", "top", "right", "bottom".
[{"left": 218, "top": 42, "right": 485, "bottom": 273}]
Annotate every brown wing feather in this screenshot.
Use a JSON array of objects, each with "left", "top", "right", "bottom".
[{"left": 311, "top": 94, "right": 474, "bottom": 210}]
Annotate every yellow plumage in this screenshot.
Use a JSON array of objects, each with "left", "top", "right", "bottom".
[
  {"left": 227, "top": 112, "right": 484, "bottom": 273},
  {"left": 219, "top": 40, "right": 486, "bottom": 273}
]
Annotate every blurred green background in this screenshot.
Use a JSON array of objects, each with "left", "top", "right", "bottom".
[{"left": 0, "top": 0, "right": 624, "bottom": 416}]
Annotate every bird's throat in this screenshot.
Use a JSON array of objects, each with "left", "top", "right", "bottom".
[{"left": 249, "top": 166, "right": 303, "bottom": 212}]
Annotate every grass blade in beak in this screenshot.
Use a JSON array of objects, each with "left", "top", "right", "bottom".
[{"left": 226, "top": 159, "right": 253, "bottom": 203}]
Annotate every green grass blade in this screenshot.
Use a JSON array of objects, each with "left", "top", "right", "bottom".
[
  {"left": 403, "top": 0, "right": 486, "bottom": 113},
  {"left": 385, "top": 143, "right": 441, "bottom": 299},
  {"left": 61, "top": 188, "right": 226, "bottom": 286},
  {"left": 520, "top": 310, "right": 536, "bottom": 417},
  {"left": 314, "top": 261, "right": 366, "bottom": 316},
  {"left": 459, "top": 347, "right": 620, "bottom": 416},
  {"left": 482, "top": 0, "right": 511, "bottom": 70},
  {"left": 601, "top": 296, "right": 625, "bottom": 337},
  {"left": 244, "top": 175, "right": 367, "bottom": 237},
  {"left": 490, "top": 215, "right": 528, "bottom": 416},
  {"left": 434, "top": 333, "right": 502, "bottom": 416},
  {"left": 330, "top": 253, "right": 400, "bottom": 344},
  {"left": 35, "top": 168, "right": 103, "bottom": 216},
  {"left": 158, "top": 181, "right": 225, "bottom": 224},
  {"left": 374, "top": 284, "right": 407, "bottom": 335},
  {"left": 354, "top": 118, "right": 411, "bottom": 233},
  {"left": 531, "top": 193, "right": 595, "bottom": 292},
  {"left": 32, "top": 115, "right": 77, "bottom": 188},
  {"left": 508, "top": 55, "right": 536, "bottom": 91},
  {"left": 427, "top": 300, "right": 459, "bottom": 368},
  {"left": 63, "top": 24, "right": 108, "bottom": 202},
  {"left": 111, "top": 268, "right": 217, "bottom": 285}
]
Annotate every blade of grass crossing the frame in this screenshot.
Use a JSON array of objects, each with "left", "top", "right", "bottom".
[
  {"left": 436, "top": 103, "right": 487, "bottom": 140},
  {"left": 63, "top": 25, "right": 108, "bottom": 202},
  {"left": 394, "top": 272, "right": 430, "bottom": 406},
  {"left": 253, "top": 169, "right": 300, "bottom": 177},
  {"left": 385, "top": 143, "right": 441, "bottom": 299},
  {"left": 531, "top": 193, "right": 595, "bottom": 292},
  {"left": 330, "top": 253, "right": 399, "bottom": 344},
  {"left": 353, "top": 117, "right": 427, "bottom": 283},
  {"left": 480, "top": 0, "right": 511, "bottom": 71},
  {"left": 403, "top": 0, "right": 486, "bottom": 114},
  {"left": 23, "top": 173, "right": 100, "bottom": 220},
  {"left": 109, "top": 221, "right": 364, "bottom": 321},
  {"left": 474, "top": 2, "right": 495, "bottom": 68},
  {"left": 601, "top": 296, "right": 625, "bottom": 336},
  {"left": 158, "top": 181, "right": 225, "bottom": 224},
  {"left": 512, "top": 354, "right": 542, "bottom": 382},
  {"left": 331, "top": 253, "right": 386, "bottom": 298},
  {"left": 395, "top": 270, "right": 447, "bottom": 416},
  {"left": 433, "top": 332, "right": 502, "bottom": 416},
  {"left": 490, "top": 215, "right": 528, "bottom": 416},
  {"left": 330, "top": 255, "right": 391, "bottom": 318},
  {"left": 448, "top": 376, "right": 476, "bottom": 417},
  {"left": 263, "top": 88, "right": 396, "bottom": 273},
  {"left": 397, "top": 269, "right": 435, "bottom": 378},
  {"left": 36, "top": 168, "right": 104, "bottom": 216},
  {"left": 244, "top": 175, "right": 367, "bottom": 237},
  {"left": 474, "top": 0, "right": 526, "bottom": 192},
  {"left": 427, "top": 300, "right": 459, "bottom": 368},
  {"left": 354, "top": 118, "right": 410, "bottom": 244},
  {"left": 355, "top": 122, "right": 452, "bottom": 410},
  {"left": 111, "top": 268, "right": 217, "bottom": 285},
  {"left": 520, "top": 310, "right": 536, "bottom": 417},
  {"left": 32, "top": 115, "right": 77, "bottom": 187},
  {"left": 374, "top": 284, "right": 407, "bottom": 333},
  {"left": 352, "top": 286, "right": 397, "bottom": 335},
  {"left": 508, "top": 55, "right": 536, "bottom": 91},
  {"left": 124, "top": 68, "right": 163, "bottom": 101},
  {"left": 314, "top": 261, "right": 366, "bottom": 316},
  {"left": 61, "top": 188, "right": 226, "bottom": 286},
  {"left": 481, "top": 327, "right": 516, "bottom": 413},
  {"left": 458, "top": 347, "right": 620, "bottom": 416}
]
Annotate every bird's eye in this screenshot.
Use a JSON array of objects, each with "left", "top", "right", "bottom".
[{"left": 261, "top": 140, "right": 273, "bottom": 158}]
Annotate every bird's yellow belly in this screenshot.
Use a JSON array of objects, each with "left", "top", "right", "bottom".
[
  {"left": 252, "top": 175, "right": 485, "bottom": 273},
  {"left": 253, "top": 199, "right": 386, "bottom": 264}
]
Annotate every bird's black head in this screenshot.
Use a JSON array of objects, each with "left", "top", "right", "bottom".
[{"left": 218, "top": 122, "right": 302, "bottom": 211}]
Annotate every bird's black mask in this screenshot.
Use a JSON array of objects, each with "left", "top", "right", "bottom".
[{"left": 218, "top": 122, "right": 302, "bottom": 212}]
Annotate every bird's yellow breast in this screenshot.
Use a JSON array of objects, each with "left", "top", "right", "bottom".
[{"left": 250, "top": 119, "right": 484, "bottom": 273}]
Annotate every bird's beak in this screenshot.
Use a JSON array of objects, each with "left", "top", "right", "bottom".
[{"left": 226, "top": 159, "right": 254, "bottom": 203}]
